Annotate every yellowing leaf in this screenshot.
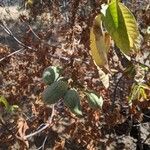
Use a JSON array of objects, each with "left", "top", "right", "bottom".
[
  {"left": 104, "top": 32, "right": 111, "bottom": 53},
  {"left": 98, "top": 69, "right": 110, "bottom": 89},
  {"left": 26, "top": 0, "right": 34, "bottom": 5},
  {"left": 90, "top": 14, "right": 111, "bottom": 73},
  {"left": 128, "top": 83, "right": 149, "bottom": 104},
  {"left": 102, "top": 1, "right": 141, "bottom": 55}
]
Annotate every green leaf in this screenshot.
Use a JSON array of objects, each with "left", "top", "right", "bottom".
[
  {"left": 9, "top": 105, "right": 19, "bottom": 113},
  {"left": 0, "top": 96, "right": 19, "bottom": 113},
  {"left": 140, "top": 88, "right": 147, "bottom": 99},
  {"left": 102, "top": 1, "right": 140, "bottom": 55},
  {"left": 71, "top": 106, "right": 83, "bottom": 117},
  {"left": 128, "top": 83, "right": 140, "bottom": 103},
  {"left": 85, "top": 92, "right": 103, "bottom": 109},
  {"left": 128, "top": 83, "right": 149, "bottom": 104},
  {"left": 147, "top": 26, "right": 150, "bottom": 34},
  {"left": 64, "top": 89, "right": 82, "bottom": 116},
  {"left": 42, "top": 66, "right": 61, "bottom": 85},
  {"left": 140, "top": 83, "right": 150, "bottom": 90},
  {"left": 0, "top": 96, "right": 9, "bottom": 110}
]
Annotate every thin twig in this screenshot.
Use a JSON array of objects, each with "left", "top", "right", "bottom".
[
  {"left": 0, "top": 21, "right": 33, "bottom": 50},
  {"left": 142, "top": 133, "right": 150, "bottom": 144},
  {"left": 48, "top": 104, "right": 55, "bottom": 124},
  {"left": 27, "top": 24, "right": 61, "bottom": 49},
  {"left": 24, "top": 105, "right": 55, "bottom": 140},
  {"left": 37, "top": 135, "right": 48, "bottom": 150},
  {"left": 0, "top": 20, "right": 90, "bottom": 64},
  {"left": 25, "top": 124, "right": 49, "bottom": 140},
  {"left": 111, "top": 73, "right": 125, "bottom": 112},
  {"left": 0, "top": 48, "right": 24, "bottom": 62}
]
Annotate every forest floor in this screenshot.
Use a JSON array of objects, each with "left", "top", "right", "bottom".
[{"left": 0, "top": 1, "right": 150, "bottom": 150}]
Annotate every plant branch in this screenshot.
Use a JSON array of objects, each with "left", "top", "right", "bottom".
[
  {"left": 0, "top": 48, "right": 24, "bottom": 62},
  {"left": 37, "top": 135, "right": 48, "bottom": 150},
  {"left": 111, "top": 73, "right": 125, "bottom": 112},
  {"left": 26, "top": 24, "right": 61, "bottom": 49},
  {"left": 0, "top": 20, "right": 90, "bottom": 65},
  {"left": 0, "top": 21, "right": 33, "bottom": 50},
  {"left": 24, "top": 105, "right": 55, "bottom": 140}
]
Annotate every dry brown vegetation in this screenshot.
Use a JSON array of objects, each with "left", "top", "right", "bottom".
[{"left": 0, "top": 0, "right": 150, "bottom": 149}]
